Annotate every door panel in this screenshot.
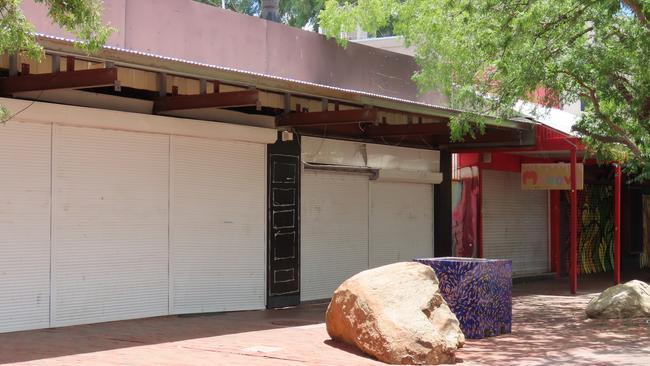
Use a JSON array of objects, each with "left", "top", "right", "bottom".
[
  {"left": 51, "top": 125, "right": 169, "bottom": 327},
  {"left": 482, "top": 170, "right": 549, "bottom": 276},
  {"left": 301, "top": 170, "right": 369, "bottom": 301},
  {"left": 369, "top": 181, "right": 434, "bottom": 267},
  {"left": 0, "top": 122, "right": 51, "bottom": 332},
  {"left": 267, "top": 136, "right": 301, "bottom": 308},
  {"left": 170, "top": 136, "right": 266, "bottom": 314}
]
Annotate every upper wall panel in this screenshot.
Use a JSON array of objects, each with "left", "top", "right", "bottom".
[
  {"left": 19, "top": 0, "right": 448, "bottom": 107},
  {"left": 20, "top": 0, "right": 126, "bottom": 47}
]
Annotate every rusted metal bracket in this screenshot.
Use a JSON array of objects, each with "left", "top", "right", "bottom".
[
  {"left": 0, "top": 67, "right": 118, "bottom": 96},
  {"left": 365, "top": 122, "right": 449, "bottom": 137},
  {"left": 153, "top": 89, "right": 259, "bottom": 113},
  {"left": 277, "top": 108, "right": 378, "bottom": 127}
]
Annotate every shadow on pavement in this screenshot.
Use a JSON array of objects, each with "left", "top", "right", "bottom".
[{"left": 0, "top": 302, "right": 328, "bottom": 364}]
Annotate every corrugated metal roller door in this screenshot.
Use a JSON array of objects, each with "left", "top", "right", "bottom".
[
  {"left": 51, "top": 125, "right": 170, "bottom": 327},
  {"left": 301, "top": 170, "right": 369, "bottom": 301},
  {"left": 369, "top": 182, "right": 434, "bottom": 268},
  {"left": 0, "top": 122, "right": 52, "bottom": 333},
  {"left": 482, "top": 170, "right": 549, "bottom": 276},
  {"left": 170, "top": 136, "right": 265, "bottom": 313}
]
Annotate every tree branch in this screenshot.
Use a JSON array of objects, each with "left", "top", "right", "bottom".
[
  {"left": 610, "top": 74, "right": 634, "bottom": 105},
  {"left": 536, "top": 2, "right": 590, "bottom": 37},
  {"left": 573, "top": 125, "right": 642, "bottom": 155},
  {"left": 544, "top": 26, "right": 594, "bottom": 57},
  {"left": 624, "top": 95, "right": 650, "bottom": 137},
  {"left": 560, "top": 70, "right": 642, "bottom": 156},
  {"left": 640, "top": 96, "right": 650, "bottom": 127},
  {"left": 622, "top": 0, "right": 648, "bottom": 25}
]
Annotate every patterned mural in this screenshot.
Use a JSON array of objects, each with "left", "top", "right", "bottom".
[
  {"left": 451, "top": 172, "right": 479, "bottom": 258},
  {"left": 564, "top": 185, "right": 614, "bottom": 274},
  {"left": 414, "top": 258, "right": 512, "bottom": 339}
]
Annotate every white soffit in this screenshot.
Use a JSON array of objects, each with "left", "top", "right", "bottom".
[
  {"left": 515, "top": 101, "right": 579, "bottom": 136},
  {"left": 366, "top": 143, "right": 440, "bottom": 172},
  {"left": 0, "top": 97, "right": 277, "bottom": 144},
  {"left": 301, "top": 136, "right": 367, "bottom": 167},
  {"left": 302, "top": 137, "right": 441, "bottom": 175},
  {"left": 375, "top": 169, "right": 443, "bottom": 185}
]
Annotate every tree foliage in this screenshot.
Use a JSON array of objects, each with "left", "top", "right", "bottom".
[
  {"left": 195, "top": 0, "right": 325, "bottom": 30},
  {"left": 196, "top": 0, "right": 259, "bottom": 15},
  {"left": 1, "top": 0, "right": 112, "bottom": 58},
  {"left": 320, "top": 0, "right": 650, "bottom": 175},
  {"left": 1, "top": 0, "right": 112, "bottom": 120}
]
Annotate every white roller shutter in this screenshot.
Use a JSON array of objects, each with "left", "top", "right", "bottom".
[
  {"left": 51, "top": 125, "right": 170, "bottom": 327},
  {"left": 369, "top": 182, "right": 433, "bottom": 268},
  {"left": 482, "top": 169, "right": 549, "bottom": 276},
  {"left": 170, "top": 136, "right": 265, "bottom": 313},
  {"left": 0, "top": 122, "right": 51, "bottom": 333},
  {"left": 301, "top": 170, "right": 369, "bottom": 301}
]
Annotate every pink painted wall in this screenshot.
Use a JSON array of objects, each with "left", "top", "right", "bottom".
[
  {"left": 21, "top": 0, "right": 447, "bottom": 106},
  {"left": 21, "top": 0, "right": 126, "bottom": 47}
]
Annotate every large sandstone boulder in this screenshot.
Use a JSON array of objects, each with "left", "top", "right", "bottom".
[
  {"left": 586, "top": 280, "right": 650, "bottom": 319},
  {"left": 326, "top": 262, "right": 465, "bottom": 365}
]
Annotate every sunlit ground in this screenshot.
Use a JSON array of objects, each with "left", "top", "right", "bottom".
[{"left": 0, "top": 271, "right": 648, "bottom": 366}]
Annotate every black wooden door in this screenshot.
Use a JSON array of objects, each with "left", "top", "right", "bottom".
[{"left": 267, "top": 133, "right": 301, "bottom": 308}]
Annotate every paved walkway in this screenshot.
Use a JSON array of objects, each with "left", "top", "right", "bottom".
[{"left": 1, "top": 272, "right": 649, "bottom": 366}]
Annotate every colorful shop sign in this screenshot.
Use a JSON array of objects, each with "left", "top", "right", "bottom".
[{"left": 521, "top": 163, "right": 584, "bottom": 190}]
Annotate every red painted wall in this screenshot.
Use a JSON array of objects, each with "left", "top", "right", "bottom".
[{"left": 457, "top": 152, "right": 553, "bottom": 172}]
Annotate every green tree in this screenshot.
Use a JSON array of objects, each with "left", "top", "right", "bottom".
[
  {"left": 320, "top": 0, "right": 650, "bottom": 175},
  {"left": 1, "top": 0, "right": 112, "bottom": 120},
  {"left": 195, "top": 0, "right": 325, "bottom": 30},
  {"left": 280, "top": 0, "right": 324, "bottom": 30},
  {"left": 196, "top": 0, "right": 259, "bottom": 15}
]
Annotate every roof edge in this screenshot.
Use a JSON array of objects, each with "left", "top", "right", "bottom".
[{"left": 35, "top": 33, "right": 533, "bottom": 131}]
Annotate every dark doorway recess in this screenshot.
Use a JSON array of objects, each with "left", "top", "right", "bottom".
[{"left": 267, "top": 132, "right": 301, "bottom": 308}]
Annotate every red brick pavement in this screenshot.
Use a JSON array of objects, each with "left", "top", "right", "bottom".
[{"left": 1, "top": 272, "right": 649, "bottom": 366}]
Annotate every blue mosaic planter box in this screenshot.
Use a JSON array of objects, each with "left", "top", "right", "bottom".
[{"left": 414, "top": 257, "right": 512, "bottom": 339}]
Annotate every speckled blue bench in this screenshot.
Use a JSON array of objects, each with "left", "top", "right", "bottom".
[{"left": 414, "top": 257, "right": 512, "bottom": 339}]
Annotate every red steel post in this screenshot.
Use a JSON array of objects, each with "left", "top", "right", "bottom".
[
  {"left": 570, "top": 149, "right": 578, "bottom": 294},
  {"left": 477, "top": 166, "right": 483, "bottom": 258}
]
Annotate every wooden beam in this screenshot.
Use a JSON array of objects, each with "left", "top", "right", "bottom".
[
  {"left": 0, "top": 68, "right": 117, "bottom": 96},
  {"left": 442, "top": 142, "right": 536, "bottom": 152},
  {"left": 296, "top": 124, "right": 368, "bottom": 138},
  {"left": 365, "top": 122, "right": 449, "bottom": 137},
  {"left": 437, "top": 127, "right": 536, "bottom": 151},
  {"left": 277, "top": 108, "right": 377, "bottom": 127},
  {"left": 153, "top": 89, "right": 259, "bottom": 113}
]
